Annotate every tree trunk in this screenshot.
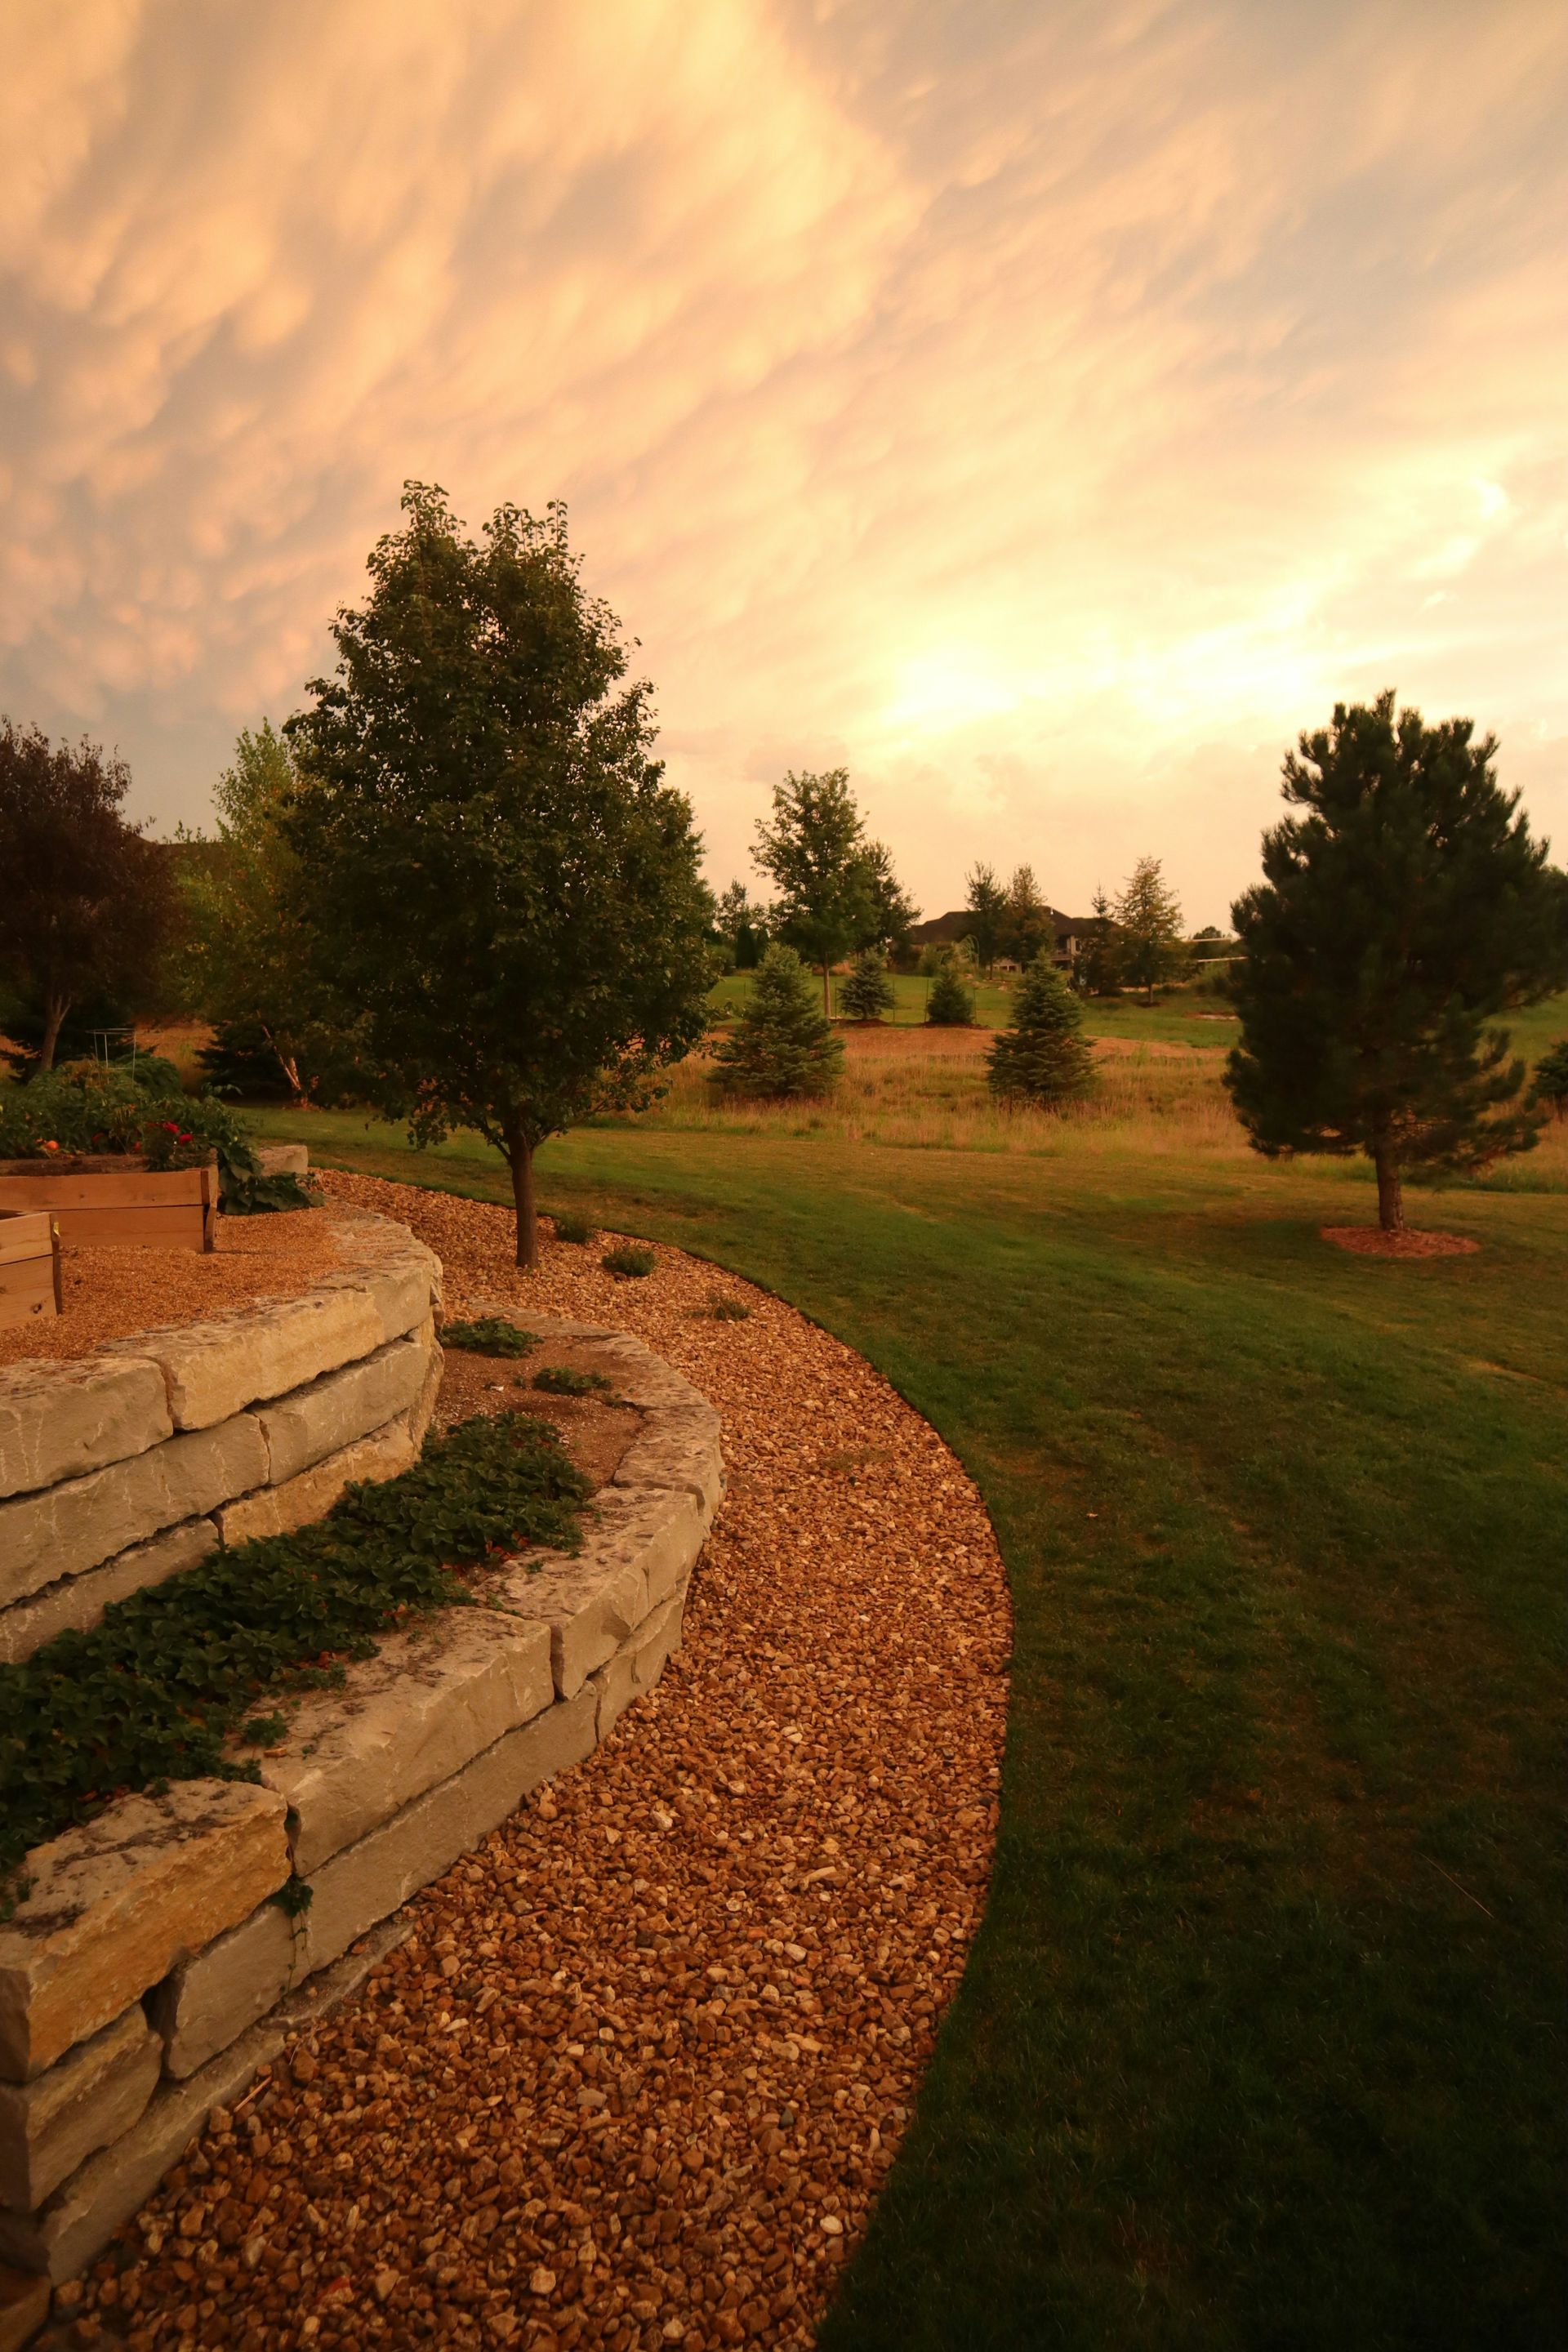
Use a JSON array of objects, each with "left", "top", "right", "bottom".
[
  {"left": 504, "top": 1119, "right": 537, "bottom": 1269},
  {"left": 261, "top": 1025, "right": 307, "bottom": 1109},
  {"left": 1374, "top": 1140, "right": 1405, "bottom": 1233},
  {"left": 38, "top": 995, "right": 69, "bottom": 1071}
]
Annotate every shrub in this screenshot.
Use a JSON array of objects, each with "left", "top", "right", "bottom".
[
  {"left": 0, "top": 1058, "right": 313, "bottom": 1214},
  {"left": 925, "top": 959, "right": 975, "bottom": 1027},
  {"left": 0, "top": 1409, "right": 590, "bottom": 1898},
  {"left": 1532, "top": 1038, "right": 1568, "bottom": 1116},
  {"left": 987, "top": 952, "right": 1096, "bottom": 1107},
  {"left": 840, "top": 950, "right": 894, "bottom": 1023},
  {"left": 532, "top": 1365, "right": 617, "bottom": 1396},
  {"left": 709, "top": 943, "right": 844, "bottom": 1098},
  {"left": 441, "top": 1317, "right": 539, "bottom": 1356},
  {"left": 550, "top": 1210, "right": 595, "bottom": 1245},
  {"left": 601, "top": 1243, "right": 657, "bottom": 1278},
  {"left": 709, "top": 1294, "right": 751, "bottom": 1321}
]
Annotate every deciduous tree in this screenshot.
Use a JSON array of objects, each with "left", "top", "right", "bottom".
[
  {"left": 285, "top": 484, "right": 713, "bottom": 1267},
  {"left": 1076, "top": 886, "right": 1125, "bottom": 997},
  {"left": 1227, "top": 691, "right": 1568, "bottom": 1231},
  {"left": 1116, "top": 855, "right": 1186, "bottom": 1001},
  {"left": 753, "top": 769, "right": 914, "bottom": 1013},
  {"left": 964, "top": 863, "right": 1009, "bottom": 973},
  {"left": 1004, "top": 863, "right": 1053, "bottom": 966}
]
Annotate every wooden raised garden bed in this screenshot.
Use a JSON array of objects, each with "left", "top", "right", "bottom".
[
  {"left": 0, "top": 1209, "right": 62, "bottom": 1328},
  {"left": 0, "top": 1157, "right": 217, "bottom": 1254}
]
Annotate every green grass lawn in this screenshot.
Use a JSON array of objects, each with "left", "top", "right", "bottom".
[{"left": 247, "top": 1097, "right": 1567, "bottom": 2350}]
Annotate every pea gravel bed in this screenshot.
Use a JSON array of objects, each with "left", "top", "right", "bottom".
[{"left": 56, "top": 1172, "right": 1010, "bottom": 2352}]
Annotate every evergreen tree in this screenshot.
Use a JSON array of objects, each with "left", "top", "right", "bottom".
[
  {"left": 987, "top": 950, "right": 1096, "bottom": 1105},
  {"left": 964, "top": 863, "right": 1009, "bottom": 973},
  {"left": 1116, "top": 855, "right": 1186, "bottom": 1000},
  {"left": 1227, "top": 690, "right": 1568, "bottom": 1232},
  {"left": 1531, "top": 1038, "right": 1568, "bottom": 1117},
  {"left": 710, "top": 944, "right": 844, "bottom": 1097},
  {"left": 840, "top": 948, "right": 894, "bottom": 1022},
  {"left": 1004, "top": 863, "right": 1052, "bottom": 966},
  {"left": 925, "top": 956, "right": 975, "bottom": 1027},
  {"left": 1077, "top": 886, "right": 1126, "bottom": 996}
]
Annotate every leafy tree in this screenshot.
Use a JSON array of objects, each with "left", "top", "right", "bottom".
[
  {"left": 753, "top": 769, "right": 915, "bottom": 1013},
  {"left": 964, "top": 863, "right": 1009, "bottom": 973},
  {"left": 987, "top": 950, "right": 1096, "bottom": 1105},
  {"left": 1076, "top": 886, "right": 1125, "bottom": 996},
  {"left": 710, "top": 944, "right": 844, "bottom": 1096},
  {"left": 1531, "top": 1038, "right": 1568, "bottom": 1117},
  {"left": 1227, "top": 691, "right": 1568, "bottom": 1232},
  {"left": 925, "top": 956, "right": 975, "bottom": 1027},
  {"left": 1004, "top": 863, "right": 1053, "bottom": 966},
  {"left": 285, "top": 483, "right": 713, "bottom": 1268},
  {"left": 840, "top": 949, "right": 894, "bottom": 1022},
  {"left": 1189, "top": 924, "right": 1231, "bottom": 962},
  {"left": 1116, "top": 855, "right": 1186, "bottom": 1001},
  {"left": 0, "top": 719, "right": 173, "bottom": 1070}
]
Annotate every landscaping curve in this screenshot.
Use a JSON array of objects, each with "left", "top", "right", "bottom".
[{"left": 16, "top": 1174, "right": 1009, "bottom": 2352}]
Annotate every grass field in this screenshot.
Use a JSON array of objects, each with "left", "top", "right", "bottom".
[{"left": 247, "top": 1016, "right": 1568, "bottom": 2351}]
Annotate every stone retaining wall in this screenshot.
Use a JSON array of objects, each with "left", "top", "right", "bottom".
[
  {"left": 0, "top": 1316, "right": 723, "bottom": 2287},
  {"left": 0, "top": 1213, "right": 443, "bottom": 1665}
]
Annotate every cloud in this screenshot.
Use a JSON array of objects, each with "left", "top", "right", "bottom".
[{"left": 1, "top": 0, "right": 1565, "bottom": 923}]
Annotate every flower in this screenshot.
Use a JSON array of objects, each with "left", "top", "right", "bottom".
[{"left": 41, "top": 1138, "right": 60, "bottom": 1152}]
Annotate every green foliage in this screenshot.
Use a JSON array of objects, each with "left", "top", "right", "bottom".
[
  {"left": 0, "top": 1410, "right": 590, "bottom": 1895},
  {"left": 600, "top": 1243, "right": 657, "bottom": 1277},
  {"left": 550, "top": 1210, "right": 595, "bottom": 1244},
  {"left": 987, "top": 951, "right": 1096, "bottom": 1106},
  {"left": 1076, "top": 886, "right": 1126, "bottom": 996},
  {"left": 840, "top": 949, "right": 895, "bottom": 1022},
  {"left": 441, "top": 1316, "right": 539, "bottom": 1356},
  {"left": 283, "top": 484, "right": 715, "bottom": 1267},
  {"left": 964, "top": 864, "right": 1009, "bottom": 973},
  {"left": 1227, "top": 691, "right": 1568, "bottom": 1227},
  {"left": 532, "top": 1364, "right": 617, "bottom": 1396},
  {"left": 0, "top": 1057, "right": 312, "bottom": 1214},
  {"left": 753, "top": 769, "right": 915, "bottom": 1009},
  {"left": 925, "top": 957, "right": 976, "bottom": 1027},
  {"left": 1530, "top": 1037, "right": 1568, "bottom": 1113},
  {"left": 708, "top": 1294, "right": 751, "bottom": 1321},
  {"left": 1004, "top": 863, "right": 1053, "bottom": 967},
  {"left": 1115, "top": 855, "right": 1186, "bottom": 1000},
  {"left": 709, "top": 943, "right": 844, "bottom": 1098}
]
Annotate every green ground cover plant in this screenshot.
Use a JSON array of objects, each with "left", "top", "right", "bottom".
[
  {"left": 550, "top": 1209, "right": 595, "bottom": 1244},
  {"left": 440, "top": 1316, "right": 539, "bottom": 1356},
  {"left": 532, "top": 1364, "right": 617, "bottom": 1396},
  {"left": 252, "top": 1094, "right": 1568, "bottom": 2351},
  {"left": 0, "top": 1411, "right": 588, "bottom": 1900},
  {"left": 600, "top": 1242, "right": 657, "bottom": 1277}
]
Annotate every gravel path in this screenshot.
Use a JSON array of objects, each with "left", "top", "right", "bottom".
[{"left": 67, "top": 1174, "right": 1010, "bottom": 2352}]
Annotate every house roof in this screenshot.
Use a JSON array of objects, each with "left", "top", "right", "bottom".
[{"left": 907, "top": 906, "right": 1096, "bottom": 945}]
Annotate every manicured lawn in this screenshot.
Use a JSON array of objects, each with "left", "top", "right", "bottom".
[{"left": 248, "top": 1102, "right": 1566, "bottom": 2349}]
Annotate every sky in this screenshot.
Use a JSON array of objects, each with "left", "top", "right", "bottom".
[{"left": 2, "top": 1, "right": 1566, "bottom": 930}]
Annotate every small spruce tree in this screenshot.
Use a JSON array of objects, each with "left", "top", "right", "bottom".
[
  {"left": 987, "top": 951, "right": 1095, "bottom": 1106},
  {"left": 1077, "top": 886, "right": 1126, "bottom": 996},
  {"left": 925, "top": 956, "right": 975, "bottom": 1027},
  {"left": 1532, "top": 1038, "right": 1568, "bottom": 1117},
  {"left": 710, "top": 944, "right": 844, "bottom": 1098},
  {"left": 841, "top": 949, "right": 894, "bottom": 1022}
]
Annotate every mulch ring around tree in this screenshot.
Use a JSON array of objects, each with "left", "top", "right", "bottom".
[
  {"left": 1322, "top": 1225, "right": 1481, "bottom": 1258},
  {"left": 69, "top": 1169, "right": 1011, "bottom": 2352}
]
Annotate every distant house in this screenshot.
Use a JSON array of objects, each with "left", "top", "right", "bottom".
[{"left": 907, "top": 908, "right": 1095, "bottom": 966}]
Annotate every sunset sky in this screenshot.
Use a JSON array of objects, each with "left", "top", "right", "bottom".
[{"left": 2, "top": 1, "right": 1566, "bottom": 928}]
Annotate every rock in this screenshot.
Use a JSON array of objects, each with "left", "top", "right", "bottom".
[
  {"left": 0, "top": 1358, "right": 171, "bottom": 1504},
  {"left": 403, "top": 1339, "right": 443, "bottom": 1450},
  {"left": 252, "top": 1145, "right": 308, "bottom": 1178},
  {"left": 145, "top": 1908, "right": 296, "bottom": 2083},
  {"left": 591, "top": 1587, "right": 688, "bottom": 1740},
  {"left": 214, "top": 1420, "right": 415, "bottom": 1545},
  {"left": 0, "top": 1783, "right": 290, "bottom": 2082},
  {"left": 611, "top": 1416, "right": 724, "bottom": 1521},
  {"left": 0, "top": 2010, "right": 160, "bottom": 2212},
  {"left": 258, "top": 1610, "right": 555, "bottom": 1874},
  {"left": 0, "top": 1521, "right": 217, "bottom": 1667},
  {"left": 0, "top": 2264, "right": 49, "bottom": 2351},
  {"left": 0, "top": 1418, "right": 267, "bottom": 1610},
  {"left": 109, "top": 1290, "right": 388, "bottom": 1433},
  {"left": 491, "top": 1545, "right": 649, "bottom": 1702},
  {"left": 252, "top": 1327, "right": 433, "bottom": 1486}
]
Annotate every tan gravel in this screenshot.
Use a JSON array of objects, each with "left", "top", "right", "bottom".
[{"left": 60, "top": 1171, "right": 1011, "bottom": 2352}]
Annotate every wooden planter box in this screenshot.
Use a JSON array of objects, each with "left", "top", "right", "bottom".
[
  {"left": 0, "top": 1208, "right": 62, "bottom": 1328},
  {"left": 0, "top": 1157, "right": 217, "bottom": 1254}
]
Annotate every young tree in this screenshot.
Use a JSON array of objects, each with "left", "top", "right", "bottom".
[
  {"left": 840, "top": 948, "right": 894, "bottom": 1022},
  {"left": 1116, "top": 855, "right": 1186, "bottom": 1001},
  {"left": 1076, "top": 886, "right": 1125, "bottom": 996},
  {"left": 987, "top": 950, "right": 1096, "bottom": 1105},
  {"left": 964, "top": 863, "right": 1009, "bottom": 973},
  {"left": 925, "top": 956, "right": 975, "bottom": 1027},
  {"left": 1227, "top": 691, "right": 1568, "bottom": 1232},
  {"left": 1004, "top": 863, "right": 1052, "bottom": 966},
  {"left": 713, "top": 881, "right": 753, "bottom": 973},
  {"left": 285, "top": 483, "right": 714, "bottom": 1267},
  {"left": 0, "top": 720, "right": 172, "bottom": 1069},
  {"left": 753, "top": 769, "right": 914, "bottom": 1013},
  {"left": 1531, "top": 1038, "right": 1568, "bottom": 1118},
  {"left": 710, "top": 944, "right": 844, "bottom": 1096}
]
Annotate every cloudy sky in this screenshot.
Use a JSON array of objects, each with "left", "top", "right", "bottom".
[{"left": 2, "top": 0, "right": 1566, "bottom": 927}]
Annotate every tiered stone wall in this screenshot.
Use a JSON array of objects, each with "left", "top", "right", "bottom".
[{"left": 0, "top": 1310, "right": 722, "bottom": 2288}]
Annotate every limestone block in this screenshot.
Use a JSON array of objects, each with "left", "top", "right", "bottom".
[
  {"left": 0, "top": 1356, "right": 171, "bottom": 1503},
  {"left": 146, "top": 1904, "right": 297, "bottom": 2082},
  {"left": 0, "top": 1784, "right": 290, "bottom": 2082},
  {"left": 299, "top": 1687, "right": 598, "bottom": 1975},
  {"left": 116, "top": 1290, "right": 386, "bottom": 1432},
  {"left": 611, "top": 1412, "right": 724, "bottom": 1521},
  {"left": 315, "top": 1227, "right": 440, "bottom": 1348},
  {"left": 564, "top": 1334, "right": 709, "bottom": 1414},
  {"left": 0, "top": 1418, "right": 267, "bottom": 1610},
  {"left": 404, "top": 1333, "right": 443, "bottom": 1450},
  {"left": 258, "top": 1610, "right": 555, "bottom": 1873},
  {"left": 252, "top": 1143, "right": 308, "bottom": 1176},
  {"left": 592, "top": 1587, "right": 688, "bottom": 1740},
  {"left": 0, "top": 2009, "right": 160, "bottom": 2212},
  {"left": 0, "top": 2265, "right": 49, "bottom": 2350},
  {"left": 0, "top": 1517, "right": 218, "bottom": 1666},
  {"left": 490, "top": 1540, "right": 649, "bottom": 1701},
  {"left": 252, "top": 1327, "right": 431, "bottom": 1485},
  {"left": 214, "top": 1419, "right": 415, "bottom": 1545}
]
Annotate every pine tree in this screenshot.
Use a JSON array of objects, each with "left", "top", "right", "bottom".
[
  {"left": 964, "top": 863, "right": 1009, "bottom": 973},
  {"left": 1076, "top": 886, "right": 1125, "bottom": 996},
  {"left": 1004, "top": 863, "right": 1052, "bottom": 966},
  {"left": 1532, "top": 1038, "right": 1568, "bottom": 1117},
  {"left": 1116, "top": 855, "right": 1186, "bottom": 1000},
  {"left": 925, "top": 956, "right": 975, "bottom": 1027},
  {"left": 1227, "top": 691, "right": 1568, "bottom": 1231},
  {"left": 987, "top": 951, "right": 1096, "bottom": 1105},
  {"left": 710, "top": 944, "right": 844, "bottom": 1098},
  {"left": 840, "top": 949, "right": 894, "bottom": 1022}
]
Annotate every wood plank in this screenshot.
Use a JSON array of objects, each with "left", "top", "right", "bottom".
[
  {"left": 0, "top": 1169, "right": 208, "bottom": 1212},
  {"left": 44, "top": 1205, "right": 208, "bottom": 1250},
  {"left": 0, "top": 1264, "right": 56, "bottom": 1328},
  {"left": 0, "top": 1212, "right": 56, "bottom": 1265}
]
